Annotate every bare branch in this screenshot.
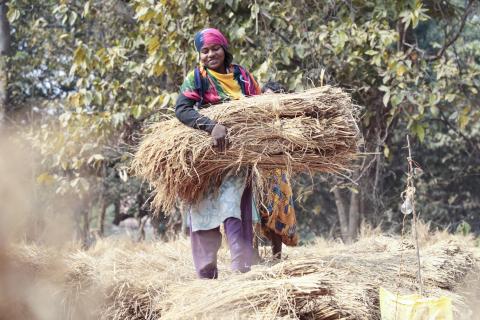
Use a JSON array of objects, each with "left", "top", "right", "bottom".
[
  {"left": 432, "top": 110, "right": 480, "bottom": 153},
  {"left": 425, "top": 0, "right": 475, "bottom": 61}
]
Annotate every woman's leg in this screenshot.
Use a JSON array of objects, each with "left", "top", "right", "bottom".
[
  {"left": 224, "top": 217, "right": 250, "bottom": 272},
  {"left": 190, "top": 227, "right": 222, "bottom": 279},
  {"left": 271, "top": 233, "right": 282, "bottom": 259},
  {"left": 240, "top": 183, "right": 254, "bottom": 267},
  {"left": 251, "top": 223, "right": 263, "bottom": 264}
]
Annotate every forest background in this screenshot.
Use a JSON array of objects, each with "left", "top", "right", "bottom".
[{"left": 1, "top": 0, "right": 479, "bottom": 245}]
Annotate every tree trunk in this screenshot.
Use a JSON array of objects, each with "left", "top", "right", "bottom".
[
  {"left": 113, "top": 198, "right": 121, "bottom": 225},
  {"left": 348, "top": 191, "right": 360, "bottom": 241},
  {"left": 81, "top": 208, "right": 89, "bottom": 248},
  {"left": 333, "top": 175, "right": 361, "bottom": 243},
  {"left": 98, "top": 164, "right": 107, "bottom": 236},
  {"left": 333, "top": 188, "right": 350, "bottom": 242},
  {"left": 99, "top": 196, "right": 107, "bottom": 237},
  {"left": 0, "top": 1, "right": 11, "bottom": 128}
]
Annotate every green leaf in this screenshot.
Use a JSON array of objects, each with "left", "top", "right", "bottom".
[
  {"left": 7, "top": 9, "right": 20, "bottom": 23},
  {"left": 147, "top": 36, "right": 160, "bottom": 56},
  {"left": 428, "top": 93, "right": 439, "bottom": 106},
  {"left": 295, "top": 44, "right": 305, "bottom": 59},
  {"left": 456, "top": 221, "right": 471, "bottom": 236},
  {"left": 445, "top": 93, "right": 456, "bottom": 102},
  {"left": 396, "top": 64, "right": 407, "bottom": 77},
  {"left": 160, "top": 95, "right": 171, "bottom": 108},
  {"left": 132, "top": 104, "right": 143, "bottom": 119},
  {"left": 82, "top": 0, "right": 91, "bottom": 17},
  {"left": 251, "top": 3, "right": 260, "bottom": 17},
  {"left": 383, "top": 145, "right": 390, "bottom": 159},
  {"left": 233, "top": 27, "right": 246, "bottom": 40},
  {"left": 418, "top": 104, "right": 424, "bottom": 115},
  {"left": 148, "top": 95, "right": 163, "bottom": 110},
  {"left": 390, "top": 93, "right": 405, "bottom": 107},
  {"left": 73, "top": 46, "right": 86, "bottom": 65},
  {"left": 414, "top": 124, "right": 425, "bottom": 142},
  {"left": 281, "top": 49, "right": 290, "bottom": 64},
  {"left": 348, "top": 186, "right": 359, "bottom": 194},
  {"left": 255, "top": 60, "right": 269, "bottom": 82},
  {"left": 69, "top": 11, "right": 78, "bottom": 26},
  {"left": 459, "top": 114, "right": 469, "bottom": 130},
  {"left": 36, "top": 172, "right": 55, "bottom": 186},
  {"left": 135, "top": 7, "right": 156, "bottom": 22},
  {"left": 383, "top": 90, "right": 391, "bottom": 107},
  {"left": 378, "top": 85, "right": 390, "bottom": 92}
]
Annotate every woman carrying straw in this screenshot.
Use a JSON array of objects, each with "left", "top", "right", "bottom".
[{"left": 175, "top": 28, "right": 260, "bottom": 279}]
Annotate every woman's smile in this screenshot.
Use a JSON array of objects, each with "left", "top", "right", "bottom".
[
  {"left": 200, "top": 43, "right": 226, "bottom": 73},
  {"left": 207, "top": 59, "right": 221, "bottom": 69}
]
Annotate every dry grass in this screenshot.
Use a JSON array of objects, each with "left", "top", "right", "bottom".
[
  {"left": 4, "top": 232, "right": 478, "bottom": 320},
  {"left": 132, "top": 86, "right": 360, "bottom": 212}
]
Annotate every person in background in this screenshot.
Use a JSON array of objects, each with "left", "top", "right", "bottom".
[
  {"left": 262, "top": 81, "right": 286, "bottom": 94},
  {"left": 258, "top": 81, "right": 299, "bottom": 259},
  {"left": 174, "top": 28, "right": 260, "bottom": 279}
]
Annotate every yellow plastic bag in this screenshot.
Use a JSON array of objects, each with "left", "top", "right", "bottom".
[{"left": 379, "top": 287, "right": 453, "bottom": 320}]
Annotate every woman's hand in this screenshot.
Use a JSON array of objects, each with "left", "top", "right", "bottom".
[{"left": 211, "top": 124, "right": 228, "bottom": 152}]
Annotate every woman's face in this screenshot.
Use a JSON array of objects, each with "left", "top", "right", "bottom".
[{"left": 200, "top": 43, "right": 226, "bottom": 73}]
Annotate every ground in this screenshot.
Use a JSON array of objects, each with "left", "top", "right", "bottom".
[{"left": 2, "top": 230, "right": 478, "bottom": 319}]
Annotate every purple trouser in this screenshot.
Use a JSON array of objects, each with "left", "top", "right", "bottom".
[{"left": 190, "top": 184, "right": 253, "bottom": 279}]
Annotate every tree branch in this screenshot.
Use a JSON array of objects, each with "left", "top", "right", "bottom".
[
  {"left": 431, "top": 111, "right": 479, "bottom": 153},
  {"left": 425, "top": 0, "right": 475, "bottom": 61}
]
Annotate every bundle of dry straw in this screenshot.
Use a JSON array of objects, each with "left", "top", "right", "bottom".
[
  {"left": 132, "top": 86, "right": 360, "bottom": 212},
  {"left": 6, "top": 234, "right": 479, "bottom": 319}
]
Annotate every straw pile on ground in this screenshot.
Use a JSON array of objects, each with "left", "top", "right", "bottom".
[
  {"left": 132, "top": 86, "right": 360, "bottom": 212},
  {"left": 5, "top": 233, "right": 479, "bottom": 319}
]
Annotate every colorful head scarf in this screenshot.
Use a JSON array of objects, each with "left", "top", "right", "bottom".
[{"left": 194, "top": 28, "right": 229, "bottom": 52}]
